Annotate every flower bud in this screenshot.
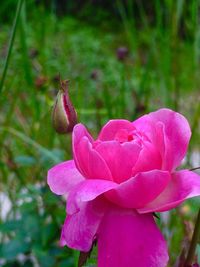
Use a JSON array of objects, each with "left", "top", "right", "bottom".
[
  {"left": 116, "top": 46, "right": 129, "bottom": 61},
  {"left": 52, "top": 80, "right": 77, "bottom": 134}
]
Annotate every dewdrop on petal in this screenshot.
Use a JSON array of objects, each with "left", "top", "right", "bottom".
[{"left": 52, "top": 79, "right": 77, "bottom": 134}]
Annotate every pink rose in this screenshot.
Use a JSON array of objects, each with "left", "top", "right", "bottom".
[{"left": 47, "top": 108, "right": 200, "bottom": 267}]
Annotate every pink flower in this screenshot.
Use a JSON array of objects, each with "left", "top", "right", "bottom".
[{"left": 47, "top": 108, "right": 200, "bottom": 267}]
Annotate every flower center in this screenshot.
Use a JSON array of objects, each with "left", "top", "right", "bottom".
[
  {"left": 114, "top": 128, "right": 150, "bottom": 145},
  {"left": 114, "top": 129, "right": 134, "bottom": 143}
]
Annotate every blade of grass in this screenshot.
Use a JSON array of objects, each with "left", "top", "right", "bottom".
[
  {"left": 117, "top": 0, "right": 136, "bottom": 49},
  {"left": 172, "top": 0, "right": 185, "bottom": 37},
  {"left": 194, "top": 1, "right": 200, "bottom": 67},
  {"left": 19, "top": 1, "right": 33, "bottom": 87},
  {"left": 172, "top": 0, "right": 185, "bottom": 111},
  {"left": 0, "top": 0, "right": 25, "bottom": 93},
  {"left": 0, "top": 127, "right": 61, "bottom": 164}
]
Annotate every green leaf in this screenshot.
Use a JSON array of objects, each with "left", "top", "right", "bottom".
[
  {"left": 59, "top": 259, "right": 74, "bottom": 267},
  {"left": 14, "top": 155, "right": 36, "bottom": 166},
  {"left": 1, "top": 239, "right": 30, "bottom": 260},
  {"left": 0, "top": 220, "right": 22, "bottom": 233},
  {"left": 2, "top": 261, "right": 21, "bottom": 267},
  {"left": 22, "top": 215, "right": 40, "bottom": 240},
  {"left": 32, "top": 246, "right": 56, "bottom": 267},
  {"left": 23, "top": 260, "right": 34, "bottom": 267},
  {"left": 41, "top": 223, "right": 58, "bottom": 247}
]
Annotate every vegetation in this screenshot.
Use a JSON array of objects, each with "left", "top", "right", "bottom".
[{"left": 0, "top": 1, "right": 200, "bottom": 266}]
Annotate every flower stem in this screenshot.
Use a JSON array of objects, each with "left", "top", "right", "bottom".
[
  {"left": 185, "top": 208, "right": 200, "bottom": 266},
  {"left": 0, "top": 0, "right": 24, "bottom": 93}
]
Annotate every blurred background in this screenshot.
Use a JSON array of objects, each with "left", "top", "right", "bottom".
[{"left": 0, "top": 0, "right": 200, "bottom": 266}]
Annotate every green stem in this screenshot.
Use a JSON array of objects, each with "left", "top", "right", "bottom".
[
  {"left": 185, "top": 208, "right": 200, "bottom": 266},
  {"left": 0, "top": 0, "right": 24, "bottom": 93}
]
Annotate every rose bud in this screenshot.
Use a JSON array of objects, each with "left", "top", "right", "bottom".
[
  {"left": 90, "top": 69, "right": 99, "bottom": 80},
  {"left": 52, "top": 80, "right": 77, "bottom": 134},
  {"left": 116, "top": 46, "right": 129, "bottom": 61}
]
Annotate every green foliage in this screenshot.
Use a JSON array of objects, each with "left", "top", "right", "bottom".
[
  {"left": 0, "top": 1, "right": 200, "bottom": 266},
  {"left": 197, "top": 245, "right": 200, "bottom": 263},
  {"left": 0, "top": 184, "right": 72, "bottom": 266}
]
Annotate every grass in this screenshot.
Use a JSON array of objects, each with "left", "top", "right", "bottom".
[
  {"left": 0, "top": 1, "right": 200, "bottom": 266},
  {"left": 0, "top": 0, "right": 24, "bottom": 93}
]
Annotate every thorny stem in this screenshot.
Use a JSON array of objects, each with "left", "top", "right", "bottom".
[
  {"left": 184, "top": 208, "right": 200, "bottom": 266},
  {"left": 0, "top": 0, "right": 24, "bottom": 93}
]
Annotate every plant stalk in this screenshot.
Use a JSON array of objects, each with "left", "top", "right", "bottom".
[
  {"left": 0, "top": 0, "right": 24, "bottom": 93},
  {"left": 185, "top": 208, "right": 200, "bottom": 266}
]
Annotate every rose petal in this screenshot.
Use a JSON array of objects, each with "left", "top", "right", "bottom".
[
  {"left": 60, "top": 199, "right": 107, "bottom": 251},
  {"left": 47, "top": 160, "right": 84, "bottom": 195},
  {"left": 97, "top": 206, "right": 169, "bottom": 267},
  {"left": 67, "top": 179, "right": 117, "bottom": 214},
  {"left": 95, "top": 140, "right": 141, "bottom": 183},
  {"left": 133, "top": 108, "right": 191, "bottom": 170},
  {"left": 74, "top": 136, "right": 113, "bottom": 180},
  {"left": 72, "top": 123, "right": 94, "bottom": 171},
  {"left": 138, "top": 170, "right": 200, "bottom": 213},
  {"left": 106, "top": 170, "right": 170, "bottom": 209},
  {"left": 132, "top": 141, "right": 162, "bottom": 176},
  {"left": 98, "top": 119, "right": 135, "bottom": 141}
]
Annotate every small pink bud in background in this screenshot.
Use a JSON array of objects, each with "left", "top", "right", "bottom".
[
  {"left": 116, "top": 46, "right": 129, "bottom": 61},
  {"left": 90, "top": 69, "right": 99, "bottom": 80},
  {"left": 52, "top": 80, "right": 77, "bottom": 134}
]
